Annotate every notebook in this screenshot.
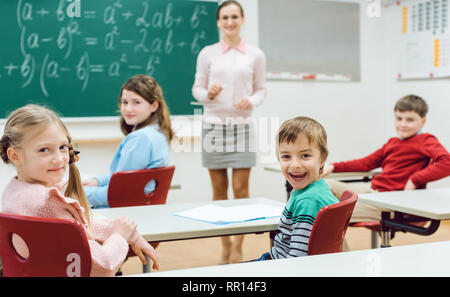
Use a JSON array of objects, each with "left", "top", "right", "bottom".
[{"left": 174, "top": 203, "right": 284, "bottom": 225}]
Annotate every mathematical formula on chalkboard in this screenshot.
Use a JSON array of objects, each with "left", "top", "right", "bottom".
[{"left": 0, "top": 0, "right": 218, "bottom": 117}]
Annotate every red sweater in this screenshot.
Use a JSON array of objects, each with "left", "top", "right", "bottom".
[{"left": 332, "top": 133, "right": 450, "bottom": 192}]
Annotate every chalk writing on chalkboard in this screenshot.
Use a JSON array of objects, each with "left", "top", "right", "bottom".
[{"left": 0, "top": 0, "right": 218, "bottom": 117}]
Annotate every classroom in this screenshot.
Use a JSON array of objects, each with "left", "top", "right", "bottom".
[{"left": 0, "top": 0, "right": 450, "bottom": 279}]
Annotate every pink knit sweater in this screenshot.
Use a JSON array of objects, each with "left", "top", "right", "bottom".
[{"left": 2, "top": 177, "right": 137, "bottom": 277}]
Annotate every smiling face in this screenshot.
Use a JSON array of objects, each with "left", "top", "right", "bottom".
[
  {"left": 278, "top": 134, "right": 325, "bottom": 191},
  {"left": 216, "top": 3, "right": 244, "bottom": 38},
  {"left": 8, "top": 123, "right": 70, "bottom": 187},
  {"left": 394, "top": 110, "right": 426, "bottom": 139},
  {"left": 120, "top": 89, "right": 158, "bottom": 127}
]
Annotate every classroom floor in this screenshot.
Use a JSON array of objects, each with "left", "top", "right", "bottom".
[{"left": 120, "top": 220, "right": 450, "bottom": 276}]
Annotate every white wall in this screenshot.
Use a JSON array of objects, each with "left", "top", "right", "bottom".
[
  {"left": 1, "top": 0, "right": 448, "bottom": 207},
  {"left": 382, "top": 3, "right": 450, "bottom": 188}
]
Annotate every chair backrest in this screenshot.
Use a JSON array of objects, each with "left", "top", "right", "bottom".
[
  {"left": 107, "top": 165, "right": 175, "bottom": 208},
  {"left": 308, "top": 190, "right": 358, "bottom": 256},
  {"left": 0, "top": 212, "right": 91, "bottom": 277}
]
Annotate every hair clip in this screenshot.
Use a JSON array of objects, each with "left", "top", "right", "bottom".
[{"left": 69, "top": 150, "right": 80, "bottom": 164}]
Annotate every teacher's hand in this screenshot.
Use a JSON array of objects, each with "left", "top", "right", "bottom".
[
  {"left": 207, "top": 84, "right": 223, "bottom": 100},
  {"left": 234, "top": 98, "right": 253, "bottom": 110}
]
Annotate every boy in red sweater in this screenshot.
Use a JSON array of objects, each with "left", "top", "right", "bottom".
[{"left": 322, "top": 95, "right": 450, "bottom": 222}]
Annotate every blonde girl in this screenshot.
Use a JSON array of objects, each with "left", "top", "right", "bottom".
[
  {"left": 83, "top": 75, "right": 174, "bottom": 208},
  {"left": 0, "top": 104, "right": 159, "bottom": 276}
]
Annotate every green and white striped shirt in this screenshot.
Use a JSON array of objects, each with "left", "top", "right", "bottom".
[{"left": 270, "top": 178, "right": 339, "bottom": 259}]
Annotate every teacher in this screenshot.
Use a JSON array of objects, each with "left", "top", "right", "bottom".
[{"left": 192, "top": 0, "right": 266, "bottom": 264}]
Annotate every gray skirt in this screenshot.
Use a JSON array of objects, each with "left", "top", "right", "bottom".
[{"left": 202, "top": 122, "right": 256, "bottom": 169}]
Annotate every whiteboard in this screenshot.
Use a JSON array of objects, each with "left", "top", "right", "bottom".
[
  {"left": 258, "top": 0, "right": 360, "bottom": 81},
  {"left": 398, "top": 0, "right": 450, "bottom": 79}
]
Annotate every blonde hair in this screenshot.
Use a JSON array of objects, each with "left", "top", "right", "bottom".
[
  {"left": 0, "top": 104, "right": 92, "bottom": 228},
  {"left": 276, "top": 116, "right": 328, "bottom": 173},
  {"left": 118, "top": 75, "right": 174, "bottom": 141}
]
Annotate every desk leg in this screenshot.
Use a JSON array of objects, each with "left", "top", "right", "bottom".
[
  {"left": 269, "top": 231, "right": 278, "bottom": 247},
  {"left": 380, "top": 211, "right": 391, "bottom": 248},
  {"left": 371, "top": 231, "right": 379, "bottom": 249},
  {"left": 143, "top": 255, "right": 151, "bottom": 273}
]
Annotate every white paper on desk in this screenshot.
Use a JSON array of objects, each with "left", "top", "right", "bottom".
[{"left": 174, "top": 203, "right": 284, "bottom": 225}]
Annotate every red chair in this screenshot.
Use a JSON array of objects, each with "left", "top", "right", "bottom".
[
  {"left": 107, "top": 165, "right": 175, "bottom": 267},
  {"left": 107, "top": 165, "right": 175, "bottom": 208},
  {"left": 308, "top": 191, "right": 358, "bottom": 256},
  {"left": 0, "top": 212, "right": 91, "bottom": 277}
]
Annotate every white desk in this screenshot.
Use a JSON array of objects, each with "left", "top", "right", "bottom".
[
  {"left": 358, "top": 188, "right": 450, "bottom": 220},
  {"left": 169, "top": 184, "right": 181, "bottom": 190},
  {"left": 93, "top": 197, "right": 282, "bottom": 242},
  {"left": 358, "top": 188, "right": 450, "bottom": 247},
  {"left": 131, "top": 240, "right": 450, "bottom": 277},
  {"left": 93, "top": 198, "right": 283, "bottom": 272}
]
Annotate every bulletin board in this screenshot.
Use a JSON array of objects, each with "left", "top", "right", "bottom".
[{"left": 397, "top": 0, "right": 450, "bottom": 79}]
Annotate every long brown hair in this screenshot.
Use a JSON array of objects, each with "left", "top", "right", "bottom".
[
  {"left": 118, "top": 75, "right": 174, "bottom": 142},
  {"left": 0, "top": 104, "right": 92, "bottom": 229}
]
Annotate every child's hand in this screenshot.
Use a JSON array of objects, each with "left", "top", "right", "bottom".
[
  {"left": 207, "top": 84, "right": 223, "bottom": 100},
  {"left": 233, "top": 98, "right": 253, "bottom": 110},
  {"left": 112, "top": 217, "right": 137, "bottom": 242},
  {"left": 321, "top": 164, "right": 334, "bottom": 177},
  {"left": 82, "top": 178, "right": 98, "bottom": 187},
  {"left": 131, "top": 236, "right": 160, "bottom": 270},
  {"left": 404, "top": 179, "right": 416, "bottom": 191}
]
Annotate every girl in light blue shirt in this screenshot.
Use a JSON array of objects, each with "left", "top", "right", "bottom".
[{"left": 83, "top": 75, "right": 174, "bottom": 208}]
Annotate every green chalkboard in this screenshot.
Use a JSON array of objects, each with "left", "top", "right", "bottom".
[{"left": 0, "top": 0, "right": 218, "bottom": 117}]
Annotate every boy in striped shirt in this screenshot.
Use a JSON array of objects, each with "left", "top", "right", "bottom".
[{"left": 258, "top": 117, "right": 338, "bottom": 260}]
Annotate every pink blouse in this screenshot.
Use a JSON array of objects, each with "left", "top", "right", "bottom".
[
  {"left": 2, "top": 177, "right": 139, "bottom": 277},
  {"left": 192, "top": 38, "right": 267, "bottom": 125}
]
